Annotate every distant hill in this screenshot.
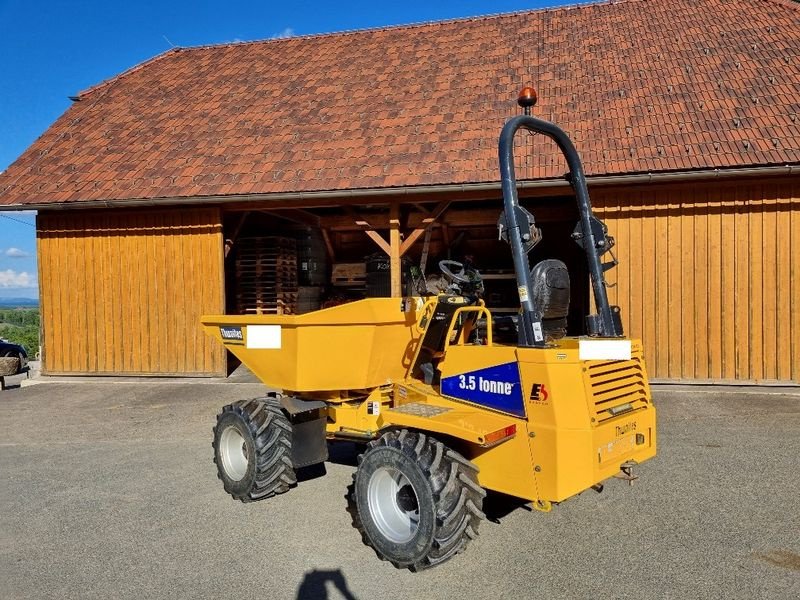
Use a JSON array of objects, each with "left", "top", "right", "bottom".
[{"left": 0, "top": 298, "right": 39, "bottom": 308}]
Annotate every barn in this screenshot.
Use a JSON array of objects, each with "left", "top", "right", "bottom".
[{"left": 1, "top": 0, "right": 798, "bottom": 382}]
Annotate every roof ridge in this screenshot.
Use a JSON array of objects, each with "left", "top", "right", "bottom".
[
  {"left": 42, "top": 0, "right": 800, "bottom": 100},
  {"left": 76, "top": 47, "right": 182, "bottom": 99},
  {"left": 72, "top": 0, "right": 670, "bottom": 97},
  {"left": 173, "top": 0, "right": 626, "bottom": 53}
]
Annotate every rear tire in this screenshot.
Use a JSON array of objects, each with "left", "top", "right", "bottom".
[
  {"left": 212, "top": 397, "right": 297, "bottom": 502},
  {"left": 351, "top": 429, "right": 485, "bottom": 571}
]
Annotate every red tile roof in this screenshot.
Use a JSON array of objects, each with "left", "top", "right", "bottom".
[{"left": 1, "top": 0, "right": 798, "bottom": 207}]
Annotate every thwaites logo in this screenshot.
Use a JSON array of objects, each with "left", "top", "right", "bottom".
[
  {"left": 219, "top": 326, "right": 244, "bottom": 343},
  {"left": 615, "top": 422, "right": 637, "bottom": 437},
  {"left": 529, "top": 383, "right": 549, "bottom": 403}
]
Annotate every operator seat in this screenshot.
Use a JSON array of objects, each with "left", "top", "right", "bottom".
[{"left": 530, "top": 259, "right": 570, "bottom": 340}]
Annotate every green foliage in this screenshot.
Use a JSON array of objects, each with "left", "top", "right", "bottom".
[
  {"left": 0, "top": 309, "right": 40, "bottom": 355},
  {"left": 0, "top": 309, "right": 40, "bottom": 328}
]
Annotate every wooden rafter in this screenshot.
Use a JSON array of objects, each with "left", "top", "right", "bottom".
[
  {"left": 320, "top": 228, "right": 335, "bottom": 262},
  {"left": 365, "top": 230, "right": 391, "bottom": 254},
  {"left": 399, "top": 200, "right": 451, "bottom": 255}
]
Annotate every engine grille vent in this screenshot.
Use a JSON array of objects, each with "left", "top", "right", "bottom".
[{"left": 586, "top": 356, "right": 649, "bottom": 424}]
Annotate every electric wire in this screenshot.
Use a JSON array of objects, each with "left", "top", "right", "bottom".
[{"left": 0, "top": 213, "right": 35, "bottom": 227}]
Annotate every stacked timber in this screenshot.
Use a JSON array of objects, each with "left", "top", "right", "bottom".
[{"left": 235, "top": 237, "right": 298, "bottom": 314}]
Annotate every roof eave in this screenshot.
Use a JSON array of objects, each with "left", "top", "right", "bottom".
[{"left": 1, "top": 164, "right": 798, "bottom": 212}]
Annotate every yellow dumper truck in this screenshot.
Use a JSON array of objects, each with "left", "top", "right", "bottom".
[{"left": 202, "top": 90, "right": 657, "bottom": 571}]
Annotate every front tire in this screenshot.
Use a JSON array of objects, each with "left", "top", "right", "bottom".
[
  {"left": 351, "top": 429, "right": 485, "bottom": 571},
  {"left": 212, "top": 397, "right": 297, "bottom": 502}
]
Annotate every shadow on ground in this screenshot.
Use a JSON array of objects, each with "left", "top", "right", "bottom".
[{"left": 296, "top": 569, "right": 358, "bottom": 600}]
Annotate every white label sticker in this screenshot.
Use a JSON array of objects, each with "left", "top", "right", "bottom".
[
  {"left": 246, "top": 325, "right": 282, "bottom": 349},
  {"left": 532, "top": 321, "right": 544, "bottom": 342},
  {"left": 579, "top": 340, "right": 632, "bottom": 360},
  {"left": 518, "top": 286, "right": 529, "bottom": 303}
]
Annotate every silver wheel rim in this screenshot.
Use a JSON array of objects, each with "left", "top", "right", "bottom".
[
  {"left": 219, "top": 426, "right": 248, "bottom": 481},
  {"left": 367, "top": 466, "right": 420, "bottom": 544}
]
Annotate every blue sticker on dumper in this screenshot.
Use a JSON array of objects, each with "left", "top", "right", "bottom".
[{"left": 441, "top": 362, "right": 525, "bottom": 418}]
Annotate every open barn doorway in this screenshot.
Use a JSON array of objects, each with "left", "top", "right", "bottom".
[{"left": 218, "top": 195, "right": 592, "bottom": 374}]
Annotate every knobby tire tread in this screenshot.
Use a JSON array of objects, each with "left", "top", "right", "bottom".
[
  {"left": 350, "top": 429, "right": 485, "bottom": 571},
  {"left": 213, "top": 397, "right": 297, "bottom": 502}
]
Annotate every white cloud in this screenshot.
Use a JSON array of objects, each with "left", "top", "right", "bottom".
[
  {"left": 271, "top": 27, "right": 295, "bottom": 39},
  {"left": 0, "top": 270, "right": 37, "bottom": 289},
  {"left": 5, "top": 248, "right": 30, "bottom": 258}
]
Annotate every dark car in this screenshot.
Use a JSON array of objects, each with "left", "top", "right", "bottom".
[{"left": 0, "top": 339, "right": 28, "bottom": 374}]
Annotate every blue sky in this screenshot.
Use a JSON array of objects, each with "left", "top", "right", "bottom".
[{"left": 0, "top": 0, "right": 562, "bottom": 299}]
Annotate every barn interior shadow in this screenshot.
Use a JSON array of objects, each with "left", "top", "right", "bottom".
[{"left": 296, "top": 569, "right": 358, "bottom": 600}]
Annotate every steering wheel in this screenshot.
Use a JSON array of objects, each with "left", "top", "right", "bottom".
[{"left": 438, "top": 260, "right": 473, "bottom": 284}]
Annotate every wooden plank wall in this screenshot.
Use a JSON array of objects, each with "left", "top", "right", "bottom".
[
  {"left": 37, "top": 208, "right": 226, "bottom": 376},
  {"left": 593, "top": 177, "right": 799, "bottom": 383}
]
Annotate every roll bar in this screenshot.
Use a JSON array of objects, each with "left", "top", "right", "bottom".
[{"left": 498, "top": 115, "right": 623, "bottom": 347}]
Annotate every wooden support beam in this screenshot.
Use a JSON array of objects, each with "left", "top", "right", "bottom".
[
  {"left": 321, "top": 203, "right": 558, "bottom": 232},
  {"left": 365, "top": 230, "right": 391, "bottom": 255},
  {"left": 389, "top": 203, "right": 401, "bottom": 297},
  {"left": 419, "top": 228, "right": 433, "bottom": 274},
  {"left": 348, "top": 201, "right": 449, "bottom": 295},
  {"left": 347, "top": 205, "right": 392, "bottom": 255},
  {"left": 424, "top": 200, "right": 452, "bottom": 224},
  {"left": 399, "top": 228, "right": 427, "bottom": 256},
  {"left": 399, "top": 201, "right": 451, "bottom": 256},
  {"left": 269, "top": 208, "right": 321, "bottom": 228},
  {"left": 413, "top": 203, "right": 431, "bottom": 214},
  {"left": 219, "top": 183, "right": 579, "bottom": 213}
]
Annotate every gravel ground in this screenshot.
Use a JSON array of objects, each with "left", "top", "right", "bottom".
[{"left": 0, "top": 380, "right": 798, "bottom": 599}]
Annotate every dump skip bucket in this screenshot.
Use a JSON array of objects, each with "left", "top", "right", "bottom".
[{"left": 202, "top": 298, "right": 420, "bottom": 391}]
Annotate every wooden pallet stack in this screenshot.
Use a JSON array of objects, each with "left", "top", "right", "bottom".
[
  {"left": 235, "top": 237, "right": 298, "bottom": 314},
  {"left": 331, "top": 262, "right": 367, "bottom": 291}
]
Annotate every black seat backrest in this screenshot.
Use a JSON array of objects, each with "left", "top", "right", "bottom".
[{"left": 530, "top": 259, "right": 570, "bottom": 340}]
